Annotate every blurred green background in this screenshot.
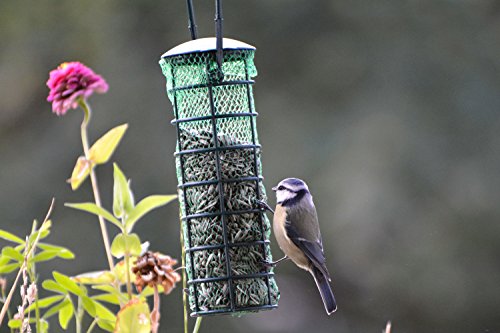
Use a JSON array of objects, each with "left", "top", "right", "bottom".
[{"left": 1, "top": 1, "right": 500, "bottom": 332}]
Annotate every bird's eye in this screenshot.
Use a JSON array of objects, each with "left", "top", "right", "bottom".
[{"left": 278, "top": 185, "right": 286, "bottom": 191}]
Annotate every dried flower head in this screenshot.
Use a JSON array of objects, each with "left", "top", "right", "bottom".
[
  {"left": 46, "top": 61, "right": 108, "bottom": 116},
  {"left": 26, "top": 283, "right": 37, "bottom": 305},
  {"left": 132, "top": 251, "right": 181, "bottom": 294}
]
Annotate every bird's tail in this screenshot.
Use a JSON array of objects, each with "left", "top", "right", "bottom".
[{"left": 311, "top": 266, "right": 337, "bottom": 315}]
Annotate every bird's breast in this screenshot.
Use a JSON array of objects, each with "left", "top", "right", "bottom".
[{"left": 273, "top": 204, "right": 310, "bottom": 271}]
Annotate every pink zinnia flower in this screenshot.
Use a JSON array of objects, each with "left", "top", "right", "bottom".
[{"left": 46, "top": 62, "right": 108, "bottom": 116}]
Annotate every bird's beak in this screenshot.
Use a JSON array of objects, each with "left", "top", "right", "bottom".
[{"left": 272, "top": 186, "right": 278, "bottom": 191}]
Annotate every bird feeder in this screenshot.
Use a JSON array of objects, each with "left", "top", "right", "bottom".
[{"left": 158, "top": 0, "right": 279, "bottom": 316}]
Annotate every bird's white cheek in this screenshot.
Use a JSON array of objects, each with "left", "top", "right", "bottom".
[{"left": 276, "top": 190, "right": 295, "bottom": 203}]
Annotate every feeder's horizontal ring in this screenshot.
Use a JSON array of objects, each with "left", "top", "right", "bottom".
[
  {"left": 165, "top": 49, "right": 254, "bottom": 66},
  {"left": 182, "top": 208, "right": 264, "bottom": 221},
  {"left": 187, "top": 272, "right": 274, "bottom": 285},
  {"left": 178, "top": 175, "right": 263, "bottom": 190},
  {"left": 171, "top": 111, "right": 258, "bottom": 125},
  {"left": 185, "top": 239, "right": 270, "bottom": 253},
  {"left": 174, "top": 143, "right": 261, "bottom": 157},
  {"left": 169, "top": 79, "right": 254, "bottom": 93},
  {"left": 190, "top": 304, "right": 278, "bottom": 317}
]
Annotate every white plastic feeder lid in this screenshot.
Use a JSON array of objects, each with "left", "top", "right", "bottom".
[{"left": 162, "top": 37, "right": 255, "bottom": 58}]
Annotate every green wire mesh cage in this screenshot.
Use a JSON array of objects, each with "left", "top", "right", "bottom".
[{"left": 159, "top": 38, "right": 279, "bottom": 316}]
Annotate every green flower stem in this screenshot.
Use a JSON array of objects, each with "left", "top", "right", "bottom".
[
  {"left": 120, "top": 223, "right": 133, "bottom": 301},
  {"left": 79, "top": 100, "right": 115, "bottom": 272},
  {"left": 124, "top": 250, "right": 132, "bottom": 300},
  {"left": 86, "top": 318, "right": 98, "bottom": 333},
  {"left": 76, "top": 296, "right": 83, "bottom": 333},
  {"left": 193, "top": 317, "right": 202, "bottom": 333}
]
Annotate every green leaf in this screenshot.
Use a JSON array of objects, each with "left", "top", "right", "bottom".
[
  {"left": 92, "top": 285, "right": 118, "bottom": 293},
  {"left": 89, "top": 124, "right": 128, "bottom": 165},
  {"left": 53, "top": 271, "right": 85, "bottom": 296},
  {"left": 82, "top": 295, "right": 97, "bottom": 317},
  {"left": 97, "top": 318, "right": 115, "bottom": 332},
  {"left": 0, "top": 229, "right": 24, "bottom": 244},
  {"left": 25, "top": 295, "right": 64, "bottom": 313},
  {"left": 111, "top": 257, "right": 137, "bottom": 284},
  {"left": 43, "top": 297, "right": 71, "bottom": 319},
  {"left": 8, "top": 318, "right": 22, "bottom": 328},
  {"left": 38, "top": 243, "right": 75, "bottom": 259},
  {"left": 33, "top": 250, "right": 75, "bottom": 262},
  {"left": 65, "top": 203, "right": 123, "bottom": 231},
  {"left": 0, "top": 262, "right": 20, "bottom": 274},
  {"left": 42, "top": 279, "right": 67, "bottom": 294},
  {"left": 69, "top": 156, "right": 92, "bottom": 190},
  {"left": 73, "top": 270, "right": 115, "bottom": 285},
  {"left": 110, "top": 235, "right": 126, "bottom": 259},
  {"left": 92, "top": 285, "right": 128, "bottom": 304},
  {"left": 33, "top": 250, "right": 60, "bottom": 263},
  {"left": 2, "top": 246, "right": 24, "bottom": 262},
  {"left": 0, "top": 255, "right": 10, "bottom": 265},
  {"left": 92, "top": 293, "right": 121, "bottom": 305},
  {"left": 8, "top": 317, "right": 37, "bottom": 327},
  {"left": 28, "top": 220, "right": 52, "bottom": 244},
  {"left": 40, "top": 319, "right": 50, "bottom": 333},
  {"left": 125, "top": 195, "right": 177, "bottom": 232},
  {"left": 111, "top": 233, "right": 141, "bottom": 258},
  {"left": 94, "top": 301, "right": 116, "bottom": 321},
  {"left": 113, "top": 164, "right": 134, "bottom": 219},
  {"left": 114, "top": 299, "right": 151, "bottom": 333},
  {"left": 58, "top": 299, "right": 74, "bottom": 329}
]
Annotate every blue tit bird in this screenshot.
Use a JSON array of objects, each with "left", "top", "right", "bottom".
[{"left": 271, "top": 178, "right": 337, "bottom": 315}]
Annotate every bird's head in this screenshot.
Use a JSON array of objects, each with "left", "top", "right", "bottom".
[{"left": 272, "top": 178, "right": 310, "bottom": 205}]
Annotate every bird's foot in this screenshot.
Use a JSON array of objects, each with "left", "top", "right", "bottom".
[
  {"left": 261, "top": 256, "right": 289, "bottom": 268},
  {"left": 256, "top": 200, "right": 274, "bottom": 214}
]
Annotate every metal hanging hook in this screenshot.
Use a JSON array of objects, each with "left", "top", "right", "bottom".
[{"left": 185, "top": 0, "right": 224, "bottom": 70}]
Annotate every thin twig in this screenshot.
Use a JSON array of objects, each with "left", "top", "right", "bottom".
[
  {"left": 384, "top": 321, "right": 392, "bottom": 333},
  {"left": 86, "top": 318, "right": 98, "bottom": 333},
  {"left": 193, "top": 317, "right": 202, "bottom": 333},
  {"left": 0, "top": 280, "right": 14, "bottom": 333},
  {"left": 19, "top": 239, "right": 29, "bottom": 333},
  {"left": 0, "top": 199, "right": 55, "bottom": 327}
]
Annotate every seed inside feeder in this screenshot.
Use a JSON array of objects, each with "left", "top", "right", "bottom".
[{"left": 178, "top": 128, "right": 279, "bottom": 313}]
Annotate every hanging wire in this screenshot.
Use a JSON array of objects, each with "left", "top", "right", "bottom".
[
  {"left": 186, "top": 0, "right": 198, "bottom": 40},
  {"left": 215, "top": 0, "right": 223, "bottom": 69},
  {"left": 185, "top": 0, "right": 224, "bottom": 70}
]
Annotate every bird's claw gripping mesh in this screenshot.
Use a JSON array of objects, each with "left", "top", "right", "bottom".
[{"left": 160, "top": 40, "right": 279, "bottom": 316}]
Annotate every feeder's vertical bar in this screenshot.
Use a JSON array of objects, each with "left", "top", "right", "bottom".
[
  {"left": 171, "top": 64, "right": 200, "bottom": 313},
  {"left": 207, "top": 79, "right": 236, "bottom": 312},
  {"left": 210, "top": 0, "right": 234, "bottom": 312},
  {"left": 215, "top": 0, "right": 224, "bottom": 70},
  {"left": 186, "top": 0, "right": 198, "bottom": 40},
  {"left": 244, "top": 57, "right": 272, "bottom": 306}
]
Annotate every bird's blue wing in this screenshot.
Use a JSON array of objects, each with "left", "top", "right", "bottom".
[{"left": 285, "top": 221, "right": 331, "bottom": 281}]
